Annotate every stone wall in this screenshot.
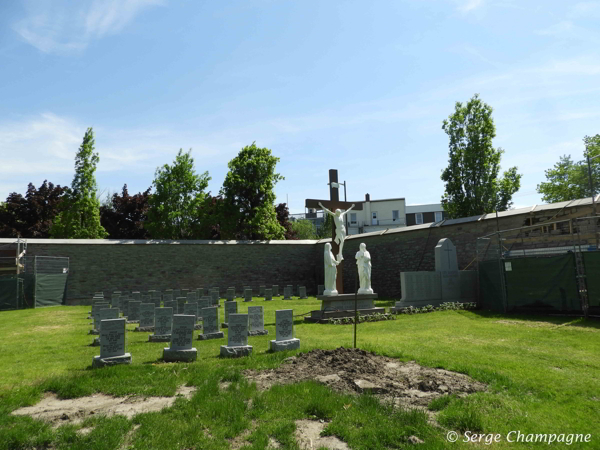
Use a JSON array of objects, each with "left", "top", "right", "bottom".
[{"left": 1, "top": 200, "right": 594, "bottom": 303}]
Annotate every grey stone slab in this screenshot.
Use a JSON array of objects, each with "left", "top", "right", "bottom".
[
  {"left": 92, "top": 353, "right": 131, "bottom": 368},
  {"left": 220, "top": 345, "right": 252, "bottom": 357},
  {"left": 318, "top": 285, "right": 325, "bottom": 295},
  {"left": 176, "top": 297, "right": 187, "bottom": 314},
  {"left": 270, "top": 338, "right": 300, "bottom": 352},
  {"left": 211, "top": 289, "right": 219, "bottom": 306},
  {"left": 227, "top": 313, "right": 248, "bottom": 347},
  {"left": 275, "top": 309, "right": 294, "bottom": 341},
  {"left": 98, "top": 318, "right": 126, "bottom": 358},
  {"left": 132, "top": 292, "right": 141, "bottom": 300},
  {"left": 435, "top": 238, "right": 459, "bottom": 272},
  {"left": 170, "top": 315, "right": 195, "bottom": 350},
  {"left": 148, "top": 334, "right": 171, "bottom": 343},
  {"left": 139, "top": 303, "right": 155, "bottom": 328},
  {"left": 201, "top": 306, "right": 219, "bottom": 335},
  {"left": 198, "top": 298, "right": 211, "bottom": 313},
  {"left": 187, "top": 291, "right": 197, "bottom": 302},
  {"left": 441, "top": 271, "right": 461, "bottom": 302},
  {"left": 122, "top": 299, "right": 130, "bottom": 317},
  {"left": 248, "top": 306, "right": 264, "bottom": 332},
  {"left": 203, "top": 287, "right": 209, "bottom": 296},
  {"left": 224, "top": 301, "right": 237, "bottom": 324},
  {"left": 172, "top": 289, "right": 181, "bottom": 298},
  {"left": 299, "top": 286, "right": 307, "bottom": 299},
  {"left": 400, "top": 271, "right": 442, "bottom": 303},
  {"left": 226, "top": 289, "right": 234, "bottom": 301},
  {"left": 272, "top": 285, "right": 279, "bottom": 296},
  {"left": 163, "top": 294, "right": 173, "bottom": 302},
  {"left": 459, "top": 270, "right": 478, "bottom": 302},
  {"left": 197, "top": 331, "right": 224, "bottom": 340},
  {"left": 164, "top": 300, "right": 177, "bottom": 312},
  {"left": 283, "top": 287, "right": 291, "bottom": 300},
  {"left": 95, "top": 308, "right": 119, "bottom": 330},
  {"left": 244, "top": 289, "right": 252, "bottom": 302},
  {"left": 154, "top": 307, "right": 173, "bottom": 336},
  {"left": 264, "top": 289, "right": 273, "bottom": 301},
  {"left": 128, "top": 301, "right": 142, "bottom": 321},
  {"left": 184, "top": 302, "right": 198, "bottom": 322},
  {"left": 163, "top": 347, "right": 197, "bottom": 362},
  {"left": 259, "top": 286, "right": 265, "bottom": 296}
]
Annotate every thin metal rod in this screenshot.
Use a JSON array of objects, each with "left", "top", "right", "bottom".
[{"left": 353, "top": 273, "right": 358, "bottom": 349}]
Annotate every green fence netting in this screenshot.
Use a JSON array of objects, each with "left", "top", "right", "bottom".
[
  {"left": 478, "top": 260, "right": 505, "bottom": 312},
  {"left": 35, "top": 274, "right": 67, "bottom": 307},
  {"left": 0, "top": 277, "right": 20, "bottom": 311},
  {"left": 504, "top": 253, "right": 581, "bottom": 313},
  {"left": 583, "top": 252, "right": 600, "bottom": 308}
]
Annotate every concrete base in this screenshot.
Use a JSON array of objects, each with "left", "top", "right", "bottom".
[
  {"left": 220, "top": 345, "right": 253, "bottom": 358},
  {"left": 391, "top": 299, "right": 444, "bottom": 311},
  {"left": 134, "top": 326, "right": 154, "bottom": 332},
  {"left": 197, "top": 331, "right": 224, "bottom": 341},
  {"left": 148, "top": 334, "right": 171, "bottom": 342},
  {"left": 221, "top": 323, "right": 228, "bottom": 329},
  {"left": 126, "top": 320, "right": 139, "bottom": 324},
  {"left": 163, "top": 347, "right": 197, "bottom": 362},
  {"left": 91, "top": 337, "right": 100, "bottom": 346},
  {"left": 88, "top": 329, "right": 99, "bottom": 335},
  {"left": 92, "top": 353, "right": 132, "bottom": 368},
  {"left": 248, "top": 329, "right": 269, "bottom": 336},
  {"left": 304, "top": 307, "right": 385, "bottom": 323},
  {"left": 270, "top": 338, "right": 300, "bottom": 352}
]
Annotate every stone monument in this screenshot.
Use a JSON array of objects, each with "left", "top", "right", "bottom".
[
  {"left": 197, "top": 306, "right": 224, "bottom": 340},
  {"left": 127, "top": 300, "right": 142, "bottom": 324},
  {"left": 92, "top": 318, "right": 131, "bottom": 367},
  {"left": 248, "top": 306, "right": 268, "bottom": 336},
  {"left": 220, "top": 313, "right": 252, "bottom": 357},
  {"left": 298, "top": 286, "right": 307, "bottom": 299},
  {"left": 272, "top": 285, "right": 279, "bottom": 297},
  {"left": 163, "top": 315, "right": 197, "bottom": 362},
  {"left": 135, "top": 303, "right": 155, "bottom": 332},
  {"left": 149, "top": 307, "right": 173, "bottom": 342},
  {"left": 223, "top": 300, "right": 237, "bottom": 328},
  {"left": 270, "top": 309, "right": 300, "bottom": 352},
  {"left": 244, "top": 289, "right": 253, "bottom": 302},
  {"left": 264, "top": 288, "right": 273, "bottom": 301}
]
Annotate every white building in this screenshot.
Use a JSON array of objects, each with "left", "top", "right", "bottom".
[
  {"left": 405, "top": 203, "right": 447, "bottom": 226},
  {"left": 347, "top": 194, "right": 406, "bottom": 235}
]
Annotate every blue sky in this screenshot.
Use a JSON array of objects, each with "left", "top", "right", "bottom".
[{"left": 1, "top": 0, "right": 599, "bottom": 214}]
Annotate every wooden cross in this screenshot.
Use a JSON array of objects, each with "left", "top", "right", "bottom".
[{"left": 305, "top": 169, "right": 363, "bottom": 293}]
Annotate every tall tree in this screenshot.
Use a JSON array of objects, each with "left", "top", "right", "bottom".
[
  {"left": 50, "top": 128, "right": 107, "bottom": 238},
  {"left": 220, "top": 143, "right": 285, "bottom": 240},
  {"left": 275, "top": 203, "right": 297, "bottom": 240},
  {"left": 537, "top": 135, "right": 600, "bottom": 203},
  {"left": 100, "top": 184, "right": 151, "bottom": 239},
  {"left": 146, "top": 149, "right": 210, "bottom": 239},
  {"left": 441, "top": 94, "right": 522, "bottom": 218},
  {"left": 291, "top": 220, "right": 318, "bottom": 239}
]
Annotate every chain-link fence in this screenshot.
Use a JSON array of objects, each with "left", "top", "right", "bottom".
[{"left": 477, "top": 215, "right": 600, "bottom": 316}]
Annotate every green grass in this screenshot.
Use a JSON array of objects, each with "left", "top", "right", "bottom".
[{"left": 0, "top": 298, "right": 599, "bottom": 449}]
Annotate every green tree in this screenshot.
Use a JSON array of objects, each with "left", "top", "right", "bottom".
[
  {"left": 291, "top": 219, "right": 318, "bottom": 239},
  {"left": 50, "top": 128, "right": 108, "bottom": 238},
  {"left": 537, "top": 135, "right": 600, "bottom": 203},
  {"left": 146, "top": 149, "right": 210, "bottom": 239},
  {"left": 441, "top": 94, "right": 522, "bottom": 218},
  {"left": 220, "top": 143, "right": 285, "bottom": 240},
  {"left": 316, "top": 212, "right": 333, "bottom": 239}
]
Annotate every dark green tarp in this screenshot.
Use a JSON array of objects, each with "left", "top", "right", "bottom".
[
  {"left": 478, "top": 260, "right": 505, "bottom": 312},
  {"left": 35, "top": 274, "right": 67, "bottom": 307},
  {"left": 0, "top": 277, "right": 19, "bottom": 311},
  {"left": 583, "top": 252, "right": 600, "bottom": 308},
  {"left": 504, "top": 253, "right": 581, "bottom": 313}
]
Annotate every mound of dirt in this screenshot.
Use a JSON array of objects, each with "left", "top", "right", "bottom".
[
  {"left": 11, "top": 386, "right": 196, "bottom": 427},
  {"left": 244, "top": 347, "right": 486, "bottom": 410}
]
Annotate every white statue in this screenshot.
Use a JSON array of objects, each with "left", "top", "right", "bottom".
[
  {"left": 319, "top": 201, "right": 355, "bottom": 261},
  {"left": 355, "top": 243, "right": 373, "bottom": 294},
  {"left": 323, "top": 242, "right": 340, "bottom": 296}
]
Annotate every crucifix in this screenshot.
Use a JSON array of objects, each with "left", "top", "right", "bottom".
[{"left": 305, "top": 169, "right": 362, "bottom": 294}]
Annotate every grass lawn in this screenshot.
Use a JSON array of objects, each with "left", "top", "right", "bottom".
[{"left": 0, "top": 297, "right": 599, "bottom": 449}]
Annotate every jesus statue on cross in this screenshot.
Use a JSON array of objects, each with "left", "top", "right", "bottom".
[{"left": 319, "top": 201, "right": 355, "bottom": 262}]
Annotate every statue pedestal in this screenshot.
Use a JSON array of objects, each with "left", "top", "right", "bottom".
[{"left": 304, "top": 293, "right": 383, "bottom": 323}]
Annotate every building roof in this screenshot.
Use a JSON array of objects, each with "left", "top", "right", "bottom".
[{"left": 406, "top": 203, "right": 443, "bottom": 214}]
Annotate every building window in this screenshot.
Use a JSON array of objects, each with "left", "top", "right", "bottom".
[
  {"left": 435, "top": 211, "right": 443, "bottom": 222},
  {"left": 350, "top": 213, "right": 357, "bottom": 225},
  {"left": 416, "top": 213, "right": 423, "bottom": 224},
  {"left": 392, "top": 210, "right": 399, "bottom": 221}
]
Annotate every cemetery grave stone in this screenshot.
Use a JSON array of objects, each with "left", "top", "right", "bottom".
[
  {"left": 287, "top": 285, "right": 294, "bottom": 297},
  {"left": 272, "top": 285, "right": 279, "bottom": 297},
  {"left": 270, "top": 309, "right": 300, "bottom": 352},
  {"left": 122, "top": 298, "right": 130, "bottom": 318},
  {"left": 149, "top": 307, "right": 173, "bottom": 342},
  {"left": 177, "top": 297, "right": 187, "bottom": 314},
  {"left": 210, "top": 289, "right": 219, "bottom": 306},
  {"left": 203, "top": 287, "right": 209, "bottom": 296},
  {"left": 94, "top": 291, "right": 104, "bottom": 298},
  {"left": 244, "top": 289, "right": 253, "bottom": 302},
  {"left": 283, "top": 286, "right": 292, "bottom": 300},
  {"left": 93, "top": 305, "right": 113, "bottom": 330},
  {"left": 264, "top": 289, "right": 273, "bottom": 301},
  {"left": 135, "top": 303, "right": 155, "bottom": 332},
  {"left": 173, "top": 289, "right": 181, "bottom": 298},
  {"left": 181, "top": 289, "right": 190, "bottom": 298},
  {"left": 226, "top": 288, "right": 235, "bottom": 302},
  {"left": 220, "top": 313, "right": 252, "bottom": 357},
  {"left": 223, "top": 301, "right": 238, "bottom": 328},
  {"left": 92, "top": 318, "right": 131, "bottom": 367},
  {"left": 187, "top": 291, "right": 198, "bottom": 302},
  {"left": 111, "top": 293, "right": 121, "bottom": 311},
  {"left": 163, "top": 293, "right": 173, "bottom": 302},
  {"left": 132, "top": 291, "right": 141, "bottom": 300},
  {"left": 318, "top": 285, "right": 325, "bottom": 295},
  {"left": 248, "top": 306, "right": 268, "bottom": 336},
  {"left": 184, "top": 302, "right": 202, "bottom": 330},
  {"left": 197, "top": 307, "right": 224, "bottom": 340},
  {"left": 198, "top": 298, "right": 211, "bottom": 316},
  {"left": 164, "top": 300, "right": 177, "bottom": 312},
  {"left": 91, "top": 308, "right": 119, "bottom": 344},
  {"left": 127, "top": 300, "right": 142, "bottom": 324},
  {"left": 259, "top": 286, "right": 265, "bottom": 297},
  {"left": 163, "top": 315, "right": 197, "bottom": 362},
  {"left": 299, "top": 286, "right": 307, "bottom": 299}
]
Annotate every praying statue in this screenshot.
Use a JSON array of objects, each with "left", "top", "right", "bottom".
[
  {"left": 355, "top": 243, "right": 373, "bottom": 294},
  {"left": 319, "top": 201, "right": 355, "bottom": 261},
  {"left": 323, "top": 243, "right": 340, "bottom": 296}
]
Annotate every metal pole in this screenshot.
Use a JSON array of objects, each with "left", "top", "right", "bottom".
[
  {"left": 497, "top": 232, "right": 508, "bottom": 313},
  {"left": 344, "top": 181, "right": 349, "bottom": 236},
  {"left": 353, "top": 272, "right": 358, "bottom": 349},
  {"left": 586, "top": 152, "right": 599, "bottom": 250}
]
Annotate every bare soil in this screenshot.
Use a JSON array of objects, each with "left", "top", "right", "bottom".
[
  {"left": 244, "top": 347, "right": 486, "bottom": 410},
  {"left": 11, "top": 386, "right": 196, "bottom": 427}
]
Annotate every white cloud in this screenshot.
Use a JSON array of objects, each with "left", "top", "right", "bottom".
[
  {"left": 13, "top": 0, "right": 164, "bottom": 54},
  {"left": 457, "top": 0, "right": 484, "bottom": 13},
  {"left": 569, "top": 1, "right": 600, "bottom": 19}
]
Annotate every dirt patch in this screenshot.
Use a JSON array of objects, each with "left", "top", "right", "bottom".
[
  {"left": 295, "top": 419, "right": 349, "bottom": 450},
  {"left": 495, "top": 320, "right": 556, "bottom": 328},
  {"left": 244, "top": 347, "right": 486, "bottom": 410},
  {"left": 11, "top": 386, "right": 196, "bottom": 427}
]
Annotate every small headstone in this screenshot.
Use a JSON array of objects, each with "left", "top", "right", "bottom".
[
  {"left": 210, "top": 289, "right": 219, "bottom": 306},
  {"left": 248, "top": 306, "right": 268, "bottom": 336},
  {"left": 92, "top": 318, "right": 131, "bottom": 367},
  {"left": 259, "top": 285, "right": 265, "bottom": 296},
  {"left": 94, "top": 291, "right": 104, "bottom": 298},
  {"left": 122, "top": 298, "right": 130, "bottom": 317},
  {"left": 287, "top": 285, "right": 294, "bottom": 296},
  {"left": 318, "top": 285, "right": 325, "bottom": 295},
  {"left": 272, "top": 285, "right": 279, "bottom": 296},
  {"left": 181, "top": 289, "right": 190, "bottom": 298},
  {"left": 198, "top": 297, "right": 211, "bottom": 314},
  {"left": 173, "top": 289, "right": 181, "bottom": 298},
  {"left": 127, "top": 301, "right": 142, "bottom": 323},
  {"left": 132, "top": 291, "right": 141, "bottom": 300},
  {"left": 244, "top": 289, "right": 253, "bottom": 302},
  {"left": 164, "top": 300, "right": 177, "bottom": 312},
  {"left": 299, "top": 286, "right": 307, "bottom": 299},
  {"left": 111, "top": 294, "right": 121, "bottom": 311},
  {"left": 264, "top": 289, "right": 273, "bottom": 301},
  {"left": 186, "top": 291, "right": 197, "bottom": 302},
  {"left": 176, "top": 297, "right": 187, "bottom": 314},
  {"left": 163, "top": 293, "right": 173, "bottom": 302},
  {"left": 198, "top": 306, "right": 224, "bottom": 340},
  {"left": 220, "top": 313, "right": 252, "bottom": 357},
  {"left": 203, "top": 287, "right": 209, "bottom": 296},
  {"left": 223, "top": 301, "right": 238, "bottom": 327},
  {"left": 270, "top": 309, "right": 300, "bottom": 352},
  {"left": 149, "top": 307, "right": 173, "bottom": 342},
  {"left": 135, "top": 303, "right": 155, "bottom": 331},
  {"left": 283, "top": 286, "right": 291, "bottom": 300},
  {"left": 226, "top": 288, "right": 235, "bottom": 301},
  {"left": 163, "top": 315, "right": 197, "bottom": 362},
  {"left": 142, "top": 294, "right": 151, "bottom": 302},
  {"left": 184, "top": 302, "right": 201, "bottom": 329},
  {"left": 91, "top": 307, "right": 119, "bottom": 337}
]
